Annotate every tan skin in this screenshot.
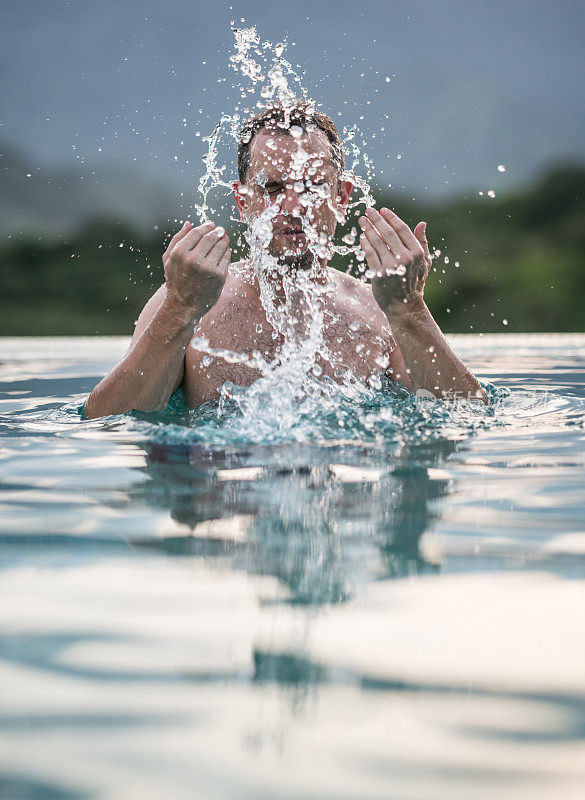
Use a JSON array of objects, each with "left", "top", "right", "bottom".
[{"left": 83, "top": 127, "right": 485, "bottom": 419}]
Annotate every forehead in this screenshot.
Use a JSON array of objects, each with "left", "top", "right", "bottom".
[{"left": 247, "top": 128, "right": 335, "bottom": 179}]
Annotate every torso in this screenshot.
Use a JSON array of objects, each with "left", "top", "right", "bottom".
[{"left": 181, "top": 262, "right": 407, "bottom": 406}]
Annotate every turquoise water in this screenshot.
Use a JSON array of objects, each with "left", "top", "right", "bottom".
[{"left": 1, "top": 333, "right": 585, "bottom": 799}]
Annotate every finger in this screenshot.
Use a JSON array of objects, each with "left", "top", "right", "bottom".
[
  {"left": 192, "top": 227, "right": 228, "bottom": 261},
  {"left": 363, "top": 221, "right": 392, "bottom": 267},
  {"left": 203, "top": 232, "right": 230, "bottom": 266},
  {"left": 363, "top": 219, "right": 406, "bottom": 270},
  {"left": 408, "top": 256, "right": 417, "bottom": 296},
  {"left": 163, "top": 220, "right": 193, "bottom": 259},
  {"left": 217, "top": 244, "right": 231, "bottom": 276},
  {"left": 414, "top": 221, "right": 431, "bottom": 260},
  {"left": 379, "top": 207, "right": 420, "bottom": 251},
  {"left": 413, "top": 221, "right": 431, "bottom": 284},
  {"left": 365, "top": 207, "right": 406, "bottom": 254},
  {"left": 359, "top": 233, "right": 382, "bottom": 274},
  {"left": 181, "top": 221, "right": 217, "bottom": 252}
]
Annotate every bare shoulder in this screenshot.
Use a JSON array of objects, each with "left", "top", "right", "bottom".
[
  {"left": 328, "top": 268, "right": 390, "bottom": 328},
  {"left": 330, "top": 268, "right": 375, "bottom": 304},
  {"left": 208, "top": 260, "right": 253, "bottom": 307},
  {"left": 327, "top": 268, "right": 409, "bottom": 382},
  {"left": 195, "top": 261, "right": 258, "bottom": 338}
]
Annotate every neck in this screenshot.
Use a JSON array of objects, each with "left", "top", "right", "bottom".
[{"left": 242, "top": 255, "right": 330, "bottom": 308}]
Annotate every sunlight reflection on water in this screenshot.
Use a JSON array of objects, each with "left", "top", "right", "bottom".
[{"left": 1, "top": 333, "right": 585, "bottom": 799}]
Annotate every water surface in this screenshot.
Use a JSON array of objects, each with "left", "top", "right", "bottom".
[{"left": 1, "top": 333, "right": 584, "bottom": 799}]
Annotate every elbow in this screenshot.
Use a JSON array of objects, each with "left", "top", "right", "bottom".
[
  {"left": 82, "top": 383, "right": 114, "bottom": 420},
  {"left": 81, "top": 394, "right": 101, "bottom": 420}
]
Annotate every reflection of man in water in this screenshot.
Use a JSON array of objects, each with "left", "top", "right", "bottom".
[
  {"left": 84, "top": 101, "right": 485, "bottom": 418},
  {"left": 138, "top": 440, "right": 453, "bottom": 603}
]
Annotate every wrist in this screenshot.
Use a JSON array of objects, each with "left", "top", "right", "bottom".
[
  {"left": 162, "top": 289, "right": 203, "bottom": 324},
  {"left": 382, "top": 296, "right": 429, "bottom": 329},
  {"left": 159, "top": 293, "right": 202, "bottom": 331}
]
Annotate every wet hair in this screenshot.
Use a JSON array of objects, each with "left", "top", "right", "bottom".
[{"left": 237, "top": 100, "right": 345, "bottom": 183}]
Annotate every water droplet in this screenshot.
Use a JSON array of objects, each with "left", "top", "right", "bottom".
[{"left": 342, "top": 228, "right": 357, "bottom": 245}]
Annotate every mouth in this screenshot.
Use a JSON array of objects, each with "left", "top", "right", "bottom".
[
  {"left": 279, "top": 231, "right": 307, "bottom": 243},
  {"left": 278, "top": 227, "right": 306, "bottom": 240}
]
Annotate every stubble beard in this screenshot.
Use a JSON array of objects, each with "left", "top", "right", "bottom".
[
  {"left": 268, "top": 224, "right": 329, "bottom": 272},
  {"left": 269, "top": 242, "right": 315, "bottom": 271}
]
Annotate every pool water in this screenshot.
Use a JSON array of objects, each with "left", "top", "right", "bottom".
[{"left": 1, "top": 333, "right": 585, "bottom": 799}]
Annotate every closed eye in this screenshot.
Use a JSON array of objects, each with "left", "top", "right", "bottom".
[
  {"left": 264, "top": 181, "right": 328, "bottom": 196},
  {"left": 265, "top": 183, "right": 283, "bottom": 195}
]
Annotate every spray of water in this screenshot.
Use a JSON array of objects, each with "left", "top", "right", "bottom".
[{"left": 187, "top": 26, "right": 391, "bottom": 433}]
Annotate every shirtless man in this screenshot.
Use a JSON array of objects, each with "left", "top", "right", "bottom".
[{"left": 83, "top": 102, "right": 485, "bottom": 419}]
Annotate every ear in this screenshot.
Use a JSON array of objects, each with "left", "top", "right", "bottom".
[
  {"left": 232, "top": 180, "right": 249, "bottom": 221},
  {"left": 336, "top": 179, "right": 353, "bottom": 217}
]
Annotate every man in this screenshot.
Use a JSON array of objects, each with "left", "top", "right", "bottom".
[{"left": 83, "top": 102, "right": 485, "bottom": 419}]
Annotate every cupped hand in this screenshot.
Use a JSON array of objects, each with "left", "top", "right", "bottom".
[
  {"left": 162, "top": 220, "right": 230, "bottom": 316},
  {"left": 359, "top": 207, "right": 433, "bottom": 311}
]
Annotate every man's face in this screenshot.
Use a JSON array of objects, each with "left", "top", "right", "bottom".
[{"left": 234, "top": 127, "right": 352, "bottom": 269}]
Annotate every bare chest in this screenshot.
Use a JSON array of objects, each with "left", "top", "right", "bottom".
[{"left": 183, "top": 281, "right": 393, "bottom": 405}]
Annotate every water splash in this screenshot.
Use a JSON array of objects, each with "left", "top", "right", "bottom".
[
  {"left": 81, "top": 378, "right": 505, "bottom": 449},
  {"left": 196, "top": 26, "right": 372, "bottom": 262},
  {"left": 188, "top": 26, "right": 398, "bottom": 434}
]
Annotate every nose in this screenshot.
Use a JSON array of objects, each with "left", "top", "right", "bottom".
[{"left": 277, "top": 183, "right": 310, "bottom": 217}]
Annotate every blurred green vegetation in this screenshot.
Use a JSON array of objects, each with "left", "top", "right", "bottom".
[{"left": 1, "top": 161, "right": 584, "bottom": 335}]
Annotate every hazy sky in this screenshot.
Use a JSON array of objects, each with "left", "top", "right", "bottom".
[{"left": 2, "top": 0, "right": 584, "bottom": 199}]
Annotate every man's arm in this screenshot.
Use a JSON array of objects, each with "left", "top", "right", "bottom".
[
  {"left": 83, "top": 220, "right": 230, "bottom": 419},
  {"left": 360, "top": 206, "right": 486, "bottom": 403}
]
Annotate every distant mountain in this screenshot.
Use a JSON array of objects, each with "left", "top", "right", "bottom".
[
  {"left": 0, "top": 143, "right": 187, "bottom": 237},
  {"left": 361, "top": 64, "right": 585, "bottom": 200},
  {"left": 1, "top": 1, "right": 584, "bottom": 204}
]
